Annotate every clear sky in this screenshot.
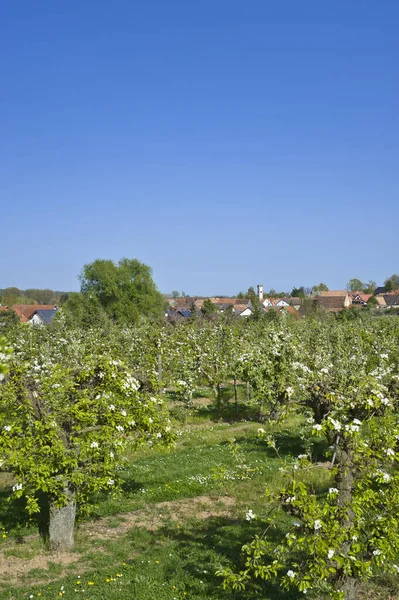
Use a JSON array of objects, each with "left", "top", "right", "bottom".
[{"left": 1, "top": 1, "right": 398, "bottom": 296}]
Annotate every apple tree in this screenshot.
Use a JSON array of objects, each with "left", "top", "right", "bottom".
[
  {"left": 220, "top": 319, "right": 399, "bottom": 600},
  {"left": 0, "top": 326, "right": 173, "bottom": 551}
]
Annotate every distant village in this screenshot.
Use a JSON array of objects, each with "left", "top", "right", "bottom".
[
  {"left": 165, "top": 284, "right": 399, "bottom": 321},
  {"left": 1, "top": 284, "right": 399, "bottom": 326}
]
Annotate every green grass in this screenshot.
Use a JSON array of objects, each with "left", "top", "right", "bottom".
[
  {"left": 1, "top": 406, "right": 398, "bottom": 599},
  {"left": 0, "top": 514, "right": 300, "bottom": 600}
]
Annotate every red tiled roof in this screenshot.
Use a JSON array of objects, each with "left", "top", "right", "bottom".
[
  {"left": 349, "top": 293, "right": 371, "bottom": 303},
  {"left": 12, "top": 304, "right": 57, "bottom": 323}
]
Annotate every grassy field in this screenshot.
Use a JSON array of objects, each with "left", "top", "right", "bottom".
[{"left": 0, "top": 395, "right": 398, "bottom": 600}]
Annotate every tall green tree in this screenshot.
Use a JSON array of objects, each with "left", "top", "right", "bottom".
[
  {"left": 79, "top": 258, "right": 164, "bottom": 325},
  {"left": 3, "top": 287, "right": 21, "bottom": 306},
  {"left": 312, "top": 282, "right": 329, "bottom": 294},
  {"left": 362, "top": 280, "right": 376, "bottom": 294},
  {"left": 25, "top": 289, "right": 56, "bottom": 304},
  {"left": 0, "top": 309, "right": 20, "bottom": 333},
  {"left": 61, "top": 292, "right": 109, "bottom": 328},
  {"left": 384, "top": 274, "right": 399, "bottom": 292},
  {"left": 291, "top": 286, "right": 305, "bottom": 298},
  {"left": 346, "top": 278, "right": 364, "bottom": 292},
  {"left": 200, "top": 298, "right": 218, "bottom": 317}
]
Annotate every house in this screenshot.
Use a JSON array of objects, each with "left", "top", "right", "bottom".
[
  {"left": 165, "top": 297, "right": 204, "bottom": 309},
  {"left": 233, "top": 304, "right": 253, "bottom": 317},
  {"left": 289, "top": 297, "right": 303, "bottom": 310},
  {"left": 382, "top": 292, "right": 399, "bottom": 308},
  {"left": 261, "top": 297, "right": 302, "bottom": 310},
  {"left": 28, "top": 308, "right": 58, "bottom": 326},
  {"left": 279, "top": 305, "right": 300, "bottom": 317},
  {"left": 210, "top": 297, "right": 251, "bottom": 307},
  {"left": 274, "top": 298, "right": 290, "bottom": 308},
  {"left": 375, "top": 296, "right": 387, "bottom": 308},
  {"left": 313, "top": 291, "right": 351, "bottom": 312},
  {"left": 262, "top": 298, "right": 274, "bottom": 308},
  {"left": 374, "top": 286, "right": 386, "bottom": 295},
  {"left": 264, "top": 305, "right": 299, "bottom": 318},
  {"left": 208, "top": 298, "right": 253, "bottom": 314},
  {"left": 12, "top": 304, "right": 57, "bottom": 323},
  {"left": 349, "top": 292, "right": 372, "bottom": 306},
  {"left": 165, "top": 307, "right": 193, "bottom": 322}
]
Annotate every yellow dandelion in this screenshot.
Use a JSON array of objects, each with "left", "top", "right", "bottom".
[
  {"left": 88, "top": 581, "right": 95, "bottom": 585},
  {"left": 76, "top": 581, "right": 81, "bottom": 585},
  {"left": 106, "top": 578, "right": 110, "bottom": 583},
  {"left": 2, "top": 534, "right": 6, "bottom": 538},
  {"left": 122, "top": 562, "right": 127, "bottom": 566},
  {"left": 155, "top": 560, "right": 159, "bottom": 564}
]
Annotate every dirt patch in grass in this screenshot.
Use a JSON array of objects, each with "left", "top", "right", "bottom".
[
  {"left": 192, "top": 397, "right": 213, "bottom": 407},
  {"left": 0, "top": 550, "right": 80, "bottom": 585},
  {"left": 83, "top": 494, "right": 235, "bottom": 538},
  {"left": 0, "top": 494, "right": 235, "bottom": 585}
]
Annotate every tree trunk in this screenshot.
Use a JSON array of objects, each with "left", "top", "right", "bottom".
[
  {"left": 49, "top": 489, "right": 76, "bottom": 552},
  {"left": 336, "top": 575, "right": 357, "bottom": 600},
  {"left": 334, "top": 442, "right": 357, "bottom": 600},
  {"left": 234, "top": 376, "right": 238, "bottom": 416},
  {"left": 216, "top": 383, "right": 222, "bottom": 415},
  {"left": 246, "top": 381, "right": 251, "bottom": 401}
]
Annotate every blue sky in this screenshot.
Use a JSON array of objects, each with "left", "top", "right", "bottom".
[{"left": 1, "top": 1, "right": 398, "bottom": 295}]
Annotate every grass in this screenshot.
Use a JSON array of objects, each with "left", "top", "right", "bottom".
[{"left": 0, "top": 397, "right": 398, "bottom": 599}]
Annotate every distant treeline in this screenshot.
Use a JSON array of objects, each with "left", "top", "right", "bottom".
[{"left": 0, "top": 288, "right": 71, "bottom": 306}]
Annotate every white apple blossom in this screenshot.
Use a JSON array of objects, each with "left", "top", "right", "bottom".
[{"left": 330, "top": 418, "right": 341, "bottom": 432}]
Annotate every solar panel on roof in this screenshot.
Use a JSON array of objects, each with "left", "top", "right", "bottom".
[{"left": 35, "top": 309, "right": 57, "bottom": 324}]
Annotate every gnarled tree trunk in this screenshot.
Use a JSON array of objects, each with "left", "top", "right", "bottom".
[{"left": 49, "top": 488, "right": 76, "bottom": 552}]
